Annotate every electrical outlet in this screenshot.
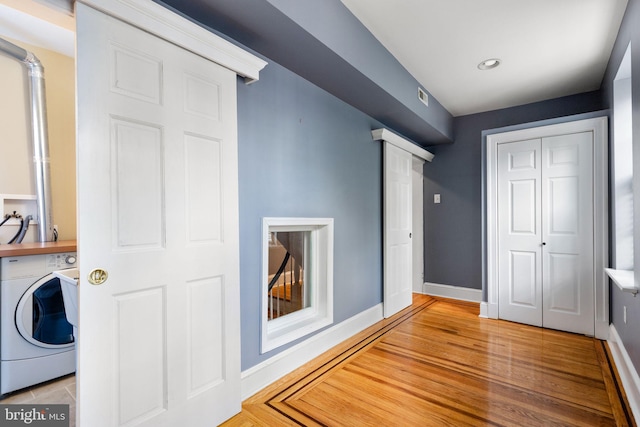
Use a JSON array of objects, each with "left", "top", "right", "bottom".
[
  {"left": 624, "top": 306, "right": 627, "bottom": 324},
  {"left": 434, "top": 194, "right": 441, "bottom": 204}
]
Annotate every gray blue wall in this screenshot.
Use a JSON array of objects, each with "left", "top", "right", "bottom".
[
  {"left": 423, "top": 92, "right": 603, "bottom": 290},
  {"left": 160, "top": 0, "right": 640, "bottom": 377},
  {"left": 602, "top": 0, "right": 640, "bottom": 374},
  {"left": 237, "top": 60, "right": 384, "bottom": 370},
  {"left": 157, "top": 0, "right": 388, "bottom": 374}
]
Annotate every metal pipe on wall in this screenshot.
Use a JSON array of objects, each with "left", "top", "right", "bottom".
[{"left": 0, "top": 37, "right": 54, "bottom": 242}]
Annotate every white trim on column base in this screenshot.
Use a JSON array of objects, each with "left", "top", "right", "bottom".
[
  {"left": 479, "top": 301, "right": 498, "bottom": 319},
  {"left": 479, "top": 302, "right": 489, "bottom": 318},
  {"left": 607, "top": 324, "right": 640, "bottom": 421},
  {"left": 240, "top": 303, "right": 383, "bottom": 400},
  {"left": 423, "top": 282, "right": 482, "bottom": 303}
]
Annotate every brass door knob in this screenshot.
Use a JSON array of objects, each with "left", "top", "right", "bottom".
[{"left": 88, "top": 268, "right": 108, "bottom": 285}]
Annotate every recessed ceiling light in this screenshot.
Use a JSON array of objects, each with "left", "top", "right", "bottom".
[{"left": 478, "top": 58, "right": 501, "bottom": 70}]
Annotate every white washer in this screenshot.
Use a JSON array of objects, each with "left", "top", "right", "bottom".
[{"left": 1, "top": 252, "right": 77, "bottom": 395}]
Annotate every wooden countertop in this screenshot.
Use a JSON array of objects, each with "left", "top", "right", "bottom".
[{"left": 0, "top": 240, "right": 77, "bottom": 257}]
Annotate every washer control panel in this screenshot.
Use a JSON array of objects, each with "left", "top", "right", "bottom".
[
  {"left": 46, "top": 253, "right": 77, "bottom": 270},
  {"left": 1, "top": 252, "right": 78, "bottom": 281}
]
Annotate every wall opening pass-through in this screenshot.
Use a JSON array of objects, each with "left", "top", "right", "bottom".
[{"left": 261, "top": 217, "right": 333, "bottom": 353}]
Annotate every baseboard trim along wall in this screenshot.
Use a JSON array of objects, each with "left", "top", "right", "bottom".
[
  {"left": 423, "top": 282, "right": 482, "bottom": 303},
  {"left": 608, "top": 324, "right": 640, "bottom": 421},
  {"left": 240, "top": 303, "right": 384, "bottom": 400}
]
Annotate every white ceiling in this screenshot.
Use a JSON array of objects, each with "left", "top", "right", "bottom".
[
  {"left": 340, "top": 0, "right": 628, "bottom": 116},
  {"left": 1, "top": 1, "right": 629, "bottom": 118}
]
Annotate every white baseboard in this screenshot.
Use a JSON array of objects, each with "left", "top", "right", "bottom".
[
  {"left": 423, "top": 282, "right": 482, "bottom": 303},
  {"left": 607, "top": 324, "right": 640, "bottom": 421},
  {"left": 240, "top": 303, "right": 384, "bottom": 400}
]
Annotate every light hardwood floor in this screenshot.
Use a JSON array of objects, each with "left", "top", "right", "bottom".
[{"left": 224, "top": 294, "right": 635, "bottom": 426}]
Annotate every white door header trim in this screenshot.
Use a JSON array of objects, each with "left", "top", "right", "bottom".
[
  {"left": 372, "top": 128, "right": 434, "bottom": 162},
  {"left": 77, "top": 0, "right": 267, "bottom": 83}
]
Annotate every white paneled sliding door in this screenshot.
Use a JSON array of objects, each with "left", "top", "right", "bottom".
[
  {"left": 383, "top": 142, "right": 413, "bottom": 317},
  {"left": 75, "top": 1, "right": 252, "bottom": 425},
  {"left": 375, "top": 129, "right": 433, "bottom": 319}
]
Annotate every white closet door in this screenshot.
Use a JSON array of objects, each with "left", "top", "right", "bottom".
[
  {"left": 497, "top": 132, "right": 594, "bottom": 335},
  {"left": 76, "top": 4, "right": 241, "bottom": 426},
  {"left": 383, "top": 142, "right": 413, "bottom": 317},
  {"left": 541, "top": 132, "right": 594, "bottom": 335},
  {"left": 498, "top": 139, "right": 543, "bottom": 326}
]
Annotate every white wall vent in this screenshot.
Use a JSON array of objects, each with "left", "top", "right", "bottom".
[{"left": 418, "top": 87, "right": 429, "bottom": 107}]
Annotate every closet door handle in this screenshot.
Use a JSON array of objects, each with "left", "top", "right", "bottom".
[{"left": 542, "top": 242, "right": 546, "bottom": 246}]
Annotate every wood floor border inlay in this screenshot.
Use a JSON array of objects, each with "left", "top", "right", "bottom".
[
  {"left": 599, "top": 340, "right": 637, "bottom": 427},
  {"left": 225, "top": 295, "right": 636, "bottom": 426},
  {"left": 263, "top": 297, "right": 438, "bottom": 425}
]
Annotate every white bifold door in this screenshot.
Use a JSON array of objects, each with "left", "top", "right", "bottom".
[
  {"left": 76, "top": 3, "right": 241, "bottom": 426},
  {"left": 497, "top": 132, "right": 594, "bottom": 335}
]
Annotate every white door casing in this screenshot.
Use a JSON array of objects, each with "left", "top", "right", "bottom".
[
  {"left": 383, "top": 142, "right": 413, "bottom": 317},
  {"left": 75, "top": 1, "right": 256, "bottom": 424},
  {"left": 486, "top": 116, "right": 608, "bottom": 339}
]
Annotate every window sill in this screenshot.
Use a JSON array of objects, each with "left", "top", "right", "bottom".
[{"left": 605, "top": 268, "right": 638, "bottom": 295}]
